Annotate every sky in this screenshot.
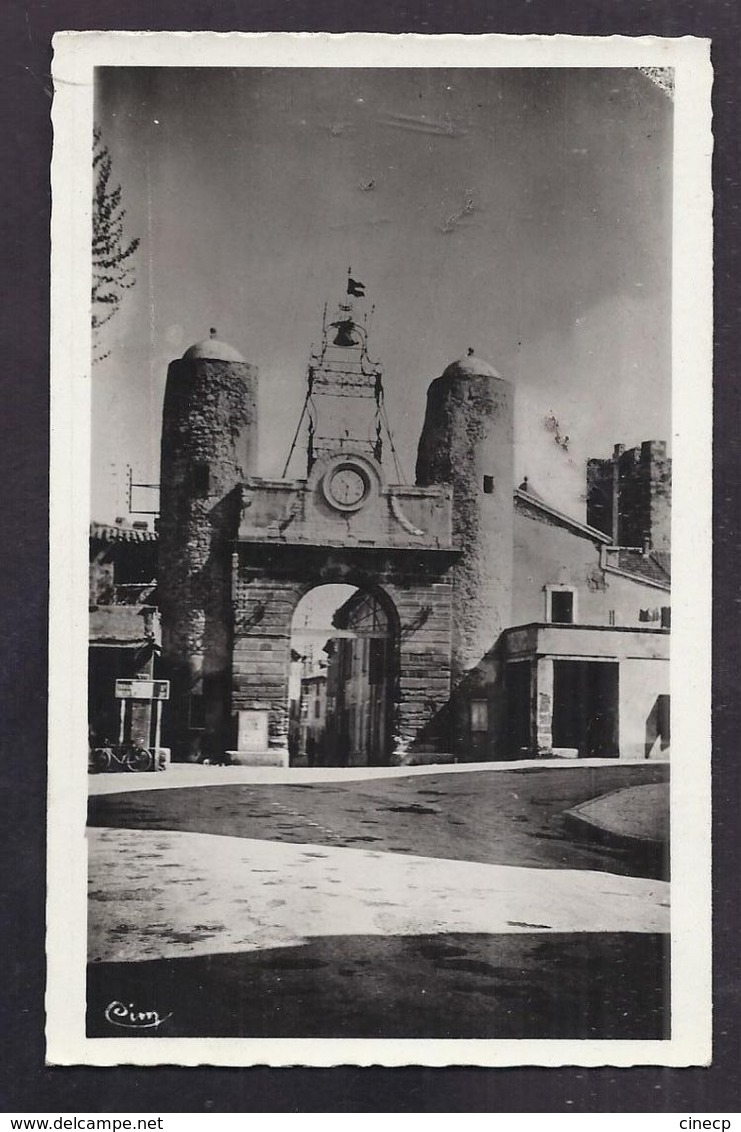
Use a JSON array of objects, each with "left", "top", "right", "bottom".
[{"left": 92, "top": 66, "right": 673, "bottom": 524}]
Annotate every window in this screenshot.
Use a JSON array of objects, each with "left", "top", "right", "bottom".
[
  {"left": 550, "top": 591, "right": 573, "bottom": 623},
  {"left": 545, "top": 585, "right": 576, "bottom": 624},
  {"left": 470, "top": 700, "right": 488, "bottom": 733},
  {"left": 482, "top": 475, "right": 494, "bottom": 494},
  {"left": 661, "top": 606, "right": 671, "bottom": 629}
]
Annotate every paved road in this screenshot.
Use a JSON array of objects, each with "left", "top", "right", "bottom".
[
  {"left": 89, "top": 763, "right": 669, "bottom": 878},
  {"left": 86, "top": 763, "right": 670, "bottom": 1040}
]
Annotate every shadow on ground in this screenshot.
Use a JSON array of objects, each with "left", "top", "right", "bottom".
[{"left": 87, "top": 930, "right": 669, "bottom": 1040}]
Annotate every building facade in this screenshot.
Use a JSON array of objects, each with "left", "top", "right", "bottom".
[
  {"left": 88, "top": 519, "right": 160, "bottom": 748},
  {"left": 152, "top": 303, "right": 671, "bottom": 767}
]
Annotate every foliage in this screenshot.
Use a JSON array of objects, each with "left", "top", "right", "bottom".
[{"left": 92, "top": 125, "right": 140, "bottom": 363}]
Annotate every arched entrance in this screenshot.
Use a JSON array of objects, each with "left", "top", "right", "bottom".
[{"left": 289, "top": 583, "right": 397, "bottom": 767}]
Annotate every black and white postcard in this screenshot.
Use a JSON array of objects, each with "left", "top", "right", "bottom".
[{"left": 47, "top": 32, "right": 713, "bottom": 1067}]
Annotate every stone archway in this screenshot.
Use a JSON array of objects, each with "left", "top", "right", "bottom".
[
  {"left": 288, "top": 583, "right": 398, "bottom": 768},
  {"left": 231, "top": 539, "right": 453, "bottom": 765}
]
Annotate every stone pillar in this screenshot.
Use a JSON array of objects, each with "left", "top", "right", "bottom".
[
  {"left": 231, "top": 573, "right": 304, "bottom": 755},
  {"left": 534, "top": 657, "right": 554, "bottom": 756},
  {"left": 128, "top": 662, "right": 154, "bottom": 748},
  {"left": 389, "top": 578, "right": 453, "bottom": 761}
]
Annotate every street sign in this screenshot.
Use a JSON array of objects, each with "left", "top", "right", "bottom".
[{"left": 115, "top": 679, "right": 170, "bottom": 701}]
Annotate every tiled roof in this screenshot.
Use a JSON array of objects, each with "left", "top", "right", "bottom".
[
  {"left": 651, "top": 550, "right": 671, "bottom": 578},
  {"left": 90, "top": 521, "right": 158, "bottom": 543},
  {"left": 610, "top": 549, "right": 671, "bottom": 586}
]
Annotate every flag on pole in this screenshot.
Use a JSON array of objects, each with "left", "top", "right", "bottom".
[{"left": 347, "top": 277, "right": 365, "bottom": 298}]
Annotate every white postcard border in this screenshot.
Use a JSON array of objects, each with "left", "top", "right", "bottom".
[{"left": 47, "top": 31, "right": 713, "bottom": 1068}]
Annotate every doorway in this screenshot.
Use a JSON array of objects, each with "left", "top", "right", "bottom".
[
  {"left": 552, "top": 660, "right": 619, "bottom": 757},
  {"left": 507, "top": 660, "right": 533, "bottom": 758},
  {"left": 289, "top": 584, "right": 396, "bottom": 767}
]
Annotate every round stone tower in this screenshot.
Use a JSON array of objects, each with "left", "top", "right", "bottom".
[
  {"left": 416, "top": 350, "right": 514, "bottom": 756},
  {"left": 159, "top": 330, "right": 259, "bottom": 761}
]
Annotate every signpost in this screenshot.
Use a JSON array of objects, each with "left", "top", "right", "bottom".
[
  {"left": 115, "top": 679, "right": 170, "bottom": 701},
  {"left": 115, "top": 679, "right": 170, "bottom": 750}
]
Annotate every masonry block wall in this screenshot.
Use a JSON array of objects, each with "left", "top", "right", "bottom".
[
  {"left": 385, "top": 576, "right": 453, "bottom": 759},
  {"left": 231, "top": 570, "right": 304, "bottom": 751},
  {"left": 232, "top": 547, "right": 454, "bottom": 762}
]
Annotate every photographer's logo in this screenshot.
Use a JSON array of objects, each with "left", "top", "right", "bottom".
[{"left": 104, "top": 1001, "right": 171, "bottom": 1030}]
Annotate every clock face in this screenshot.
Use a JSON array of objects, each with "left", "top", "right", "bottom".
[{"left": 324, "top": 463, "right": 370, "bottom": 511}]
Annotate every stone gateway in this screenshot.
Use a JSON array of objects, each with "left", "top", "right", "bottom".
[{"left": 155, "top": 301, "right": 670, "bottom": 767}]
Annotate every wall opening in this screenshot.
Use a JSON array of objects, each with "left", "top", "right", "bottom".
[
  {"left": 545, "top": 584, "right": 577, "bottom": 624},
  {"left": 507, "top": 660, "right": 532, "bottom": 756},
  {"left": 289, "top": 583, "right": 397, "bottom": 768},
  {"left": 550, "top": 590, "right": 574, "bottom": 624},
  {"left": 552, "top": 660, "right": 619, "bottom": 757}
]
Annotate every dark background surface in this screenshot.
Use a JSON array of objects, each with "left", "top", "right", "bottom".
[{"left": 0, "top": 0, "right": 738, "bottom": 1114}]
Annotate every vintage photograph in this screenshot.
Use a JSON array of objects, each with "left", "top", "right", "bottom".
[{"left": 47, "top": 33, "right": 712, "bottom": 1067}]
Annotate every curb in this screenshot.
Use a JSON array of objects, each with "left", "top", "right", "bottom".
[{"left": 563, "top": 785, "right": 669, "bottom": 853}]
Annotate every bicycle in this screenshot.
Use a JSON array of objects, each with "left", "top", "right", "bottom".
[{"left": 90, "top": 744, "right": 154, "bottom": 773}]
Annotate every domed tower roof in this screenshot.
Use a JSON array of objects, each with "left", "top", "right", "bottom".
[
  {"left": 182, "top": 328, "right": 245, "bottom": 363},
  {"left": 442, "top": 347, "right": 502, "bottom": 380}
]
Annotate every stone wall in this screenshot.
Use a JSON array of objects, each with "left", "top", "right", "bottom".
[
  {"left": 415, "top": 358, "right": 514, "bottom": 758},
  {"left": 239, "top": 462, "right": 453, "bottom": 552},
  {"left": 159, "top": 355, "right": 258, "bottom": 760},
  {"left": 642, "top": 440, "right": 672, "bottom": 554},
  {"left": 587, "top": 440, "right": 672, "bottom": 551},
  {"left": 231, "top": 544, "right": 454, "bottom": 762},
  {"left": 231, "top": 572, "right": 304, "bottom": 750},
  {"left": 391, "top": 577, "right": 453, "bottom": 757},
  {"left": 416, "top": 363, "right": 514, "bottom": 681}
]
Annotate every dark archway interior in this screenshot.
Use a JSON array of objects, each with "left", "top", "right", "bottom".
[{"left": 552, "top": 660, "right": 619, "bottom": 758}]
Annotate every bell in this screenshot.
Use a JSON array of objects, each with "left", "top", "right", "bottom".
[{"left": 331, "top": 318, "right": 357, "bottom": 347}]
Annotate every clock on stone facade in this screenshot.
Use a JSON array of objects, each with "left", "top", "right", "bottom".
[{"left": 322, "top": 461, "right": 371, "bottom": 511}]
